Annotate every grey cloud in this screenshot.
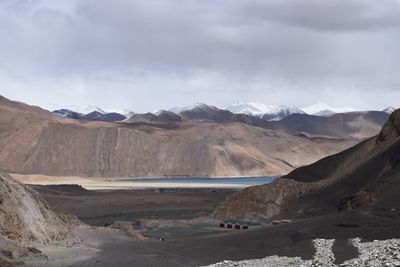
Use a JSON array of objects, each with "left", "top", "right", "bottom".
[
  {"left": 0, "top": 0, "right": 399, "bottom": 112},
  {"left": 238, "top": 0, "right": 400, "bottom": 32}
]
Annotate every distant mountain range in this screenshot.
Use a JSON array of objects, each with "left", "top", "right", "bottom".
[
  {"left": 1, "top": 95, "right": 381, "bottom": 178},
  {"left": 225, "top": 102, "right": 305, "bottom": 121},
  {"left": 53, "top": 108, "right": 128, "bottom": 122},
  {"left": 302, "top": 102, "right": 357, "bottom": 116},
  {"left": 122, "top": 103, "right": 390, "bottom": 141},
  {"left": 63, "top": 105, "right": 107, "bottom": 115},
  {"left": 51, "top": 102, "right": 396, "bottom": 123}
]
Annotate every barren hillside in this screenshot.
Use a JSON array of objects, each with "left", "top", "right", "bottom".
[
  {"left": 0, "top": 96, "right": 368, "bottom": 178},
  {"left": 211, "top": 109, "right": 400, "bottom": 220},
  {"left": 268, "top": 111, "right": 389, "bottom": 140}
]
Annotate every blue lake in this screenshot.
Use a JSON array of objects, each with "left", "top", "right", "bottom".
[{"left": 118, "top": 176, "right": 277, "bottom": 188}]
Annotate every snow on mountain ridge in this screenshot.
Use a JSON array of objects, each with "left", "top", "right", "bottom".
[
  {"left": 302, "top": 102, "right": 357, "bottom": 115},
  {"left": 58, "top": 105, "right": 106, "bottom": 115},
  {"left": 52, "top": 101, "right": 380, "bottom": 121},
  {"left": 225, "top": 102, "right": 277, "bottom": 116},
  {"left": 273, "top": 105, "right": 305, "bottom": 115},
  {"left": 168, "top": 103, "right": 218, "bottom": 114},
  {"left": 59, "top": 105, "right": 136, "bottom": 116},
  {"left": 225, "top": 102, "right": 305, "bottom": 121}
]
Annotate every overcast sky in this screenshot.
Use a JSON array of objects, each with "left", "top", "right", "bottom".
[{"left": 0, "top": 0, "right": 399, "bottom": 112}]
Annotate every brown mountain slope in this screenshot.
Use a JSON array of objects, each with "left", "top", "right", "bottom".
[
  {"left": 0, "top": 96, "right": 356, "bottom": 178},
  {"left": 211, "top": 109, "right": 400, "bottom": 220},
  {"left": 268, "top": 111, "right": 389, "bottom": 140},
  {"left": 0, "top": 172, "right": 77, "bottom": 265},
  {"left": 124, "top": 111, "right": 182, "bottom": 124}
]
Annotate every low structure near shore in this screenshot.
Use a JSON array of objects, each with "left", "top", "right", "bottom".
[{"left": 219, "top": 220, "right": 260, "bottom": 230}]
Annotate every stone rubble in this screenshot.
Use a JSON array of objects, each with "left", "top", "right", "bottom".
[
  {"left": 204, "top": 238, "right": 400, "bottom": 267},
  {"left": 341, "top": 238, "right": 400, "bottom": 267}
]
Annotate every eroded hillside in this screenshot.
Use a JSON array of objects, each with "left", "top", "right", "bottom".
[{"left": 0, "top": 96, "right": 356, "bottom": 178}]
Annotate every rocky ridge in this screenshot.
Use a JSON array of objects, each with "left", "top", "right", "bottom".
[{"left": 211, "top": 109, "right": 400, "bottom": 220}]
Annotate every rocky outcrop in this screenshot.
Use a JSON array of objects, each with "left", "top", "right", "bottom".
[
  {"left": 0, "top": 172, "right": 76, "bottom": 244},
  {"left": 0, "top": 172, "right": 79, "bottom": 265},
  {"left": 107, "top": 221, "right": 147, "bottom": 240},
  {"left": 338, "top": 189, "right": 377, "bottom": 211},
  {"left": 377, "top": 109, "right": 400, "bottom": 143},
  {"left": 210, "top": 178, "right": 309, "bottom": 219}
]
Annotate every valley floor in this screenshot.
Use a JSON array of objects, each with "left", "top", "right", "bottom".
[
  {"left": 33, "top": 185, "right": 236, "bottom": 226},
  {"left": 23, "top": 185, "right": 400, "bottom": 267}
]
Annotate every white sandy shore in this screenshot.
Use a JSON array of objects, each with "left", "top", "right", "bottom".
[{"left": 11, "top": 174, "right": 252, "bottom": 190}]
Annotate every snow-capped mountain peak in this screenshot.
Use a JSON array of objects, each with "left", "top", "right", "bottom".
[
  {"left": 302, "top": 102, "right": 357, "bottom": 116},
  {"left": 62, "top": 105, "right": 106, "bottom": 115},
  {"left": 260, "top": 105, "right": 305, "bottom": 121},
  {"left": 225, "top": 102, "right": 304, "bottom": 121},
  {"left": 225, "top": 102, "right": 276, "bottom": 116},
  {"left": 274, "top": 105, "right": 305, "bottom": 115},
  {"left": 168, "top": 103, "right": 217, "bottom": 114}
]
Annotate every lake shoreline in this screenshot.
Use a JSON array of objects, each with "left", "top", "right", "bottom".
[{"left": 11, "top": 173, "right": 276, "bottom": 190}]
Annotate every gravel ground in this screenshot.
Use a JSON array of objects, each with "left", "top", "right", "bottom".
[{"left": 205, "top": 238, "right": 400, "bottom": 267}]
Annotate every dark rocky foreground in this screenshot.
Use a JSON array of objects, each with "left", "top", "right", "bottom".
[{"left": 33, "top": 185, "right": 400, "bottom": 267}]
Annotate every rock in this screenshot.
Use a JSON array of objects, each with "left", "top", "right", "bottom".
[
  {"left": 0, "top": 249, "right": 13, "bottom": 259},
  {"left": 28, "top": 246, "right": 42, "bottom": 254},
  {"left": 205, "top": 237, "right": 400, "bottom": 267},
  {"left": 0, "top": 172, "right": 77, "bottom": 244},
  {"left": 377, "top": 109, "right": 400, "bottom": 143},
  {"left": 0, "top": 259, "right": 15, "bottom": 267}
]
